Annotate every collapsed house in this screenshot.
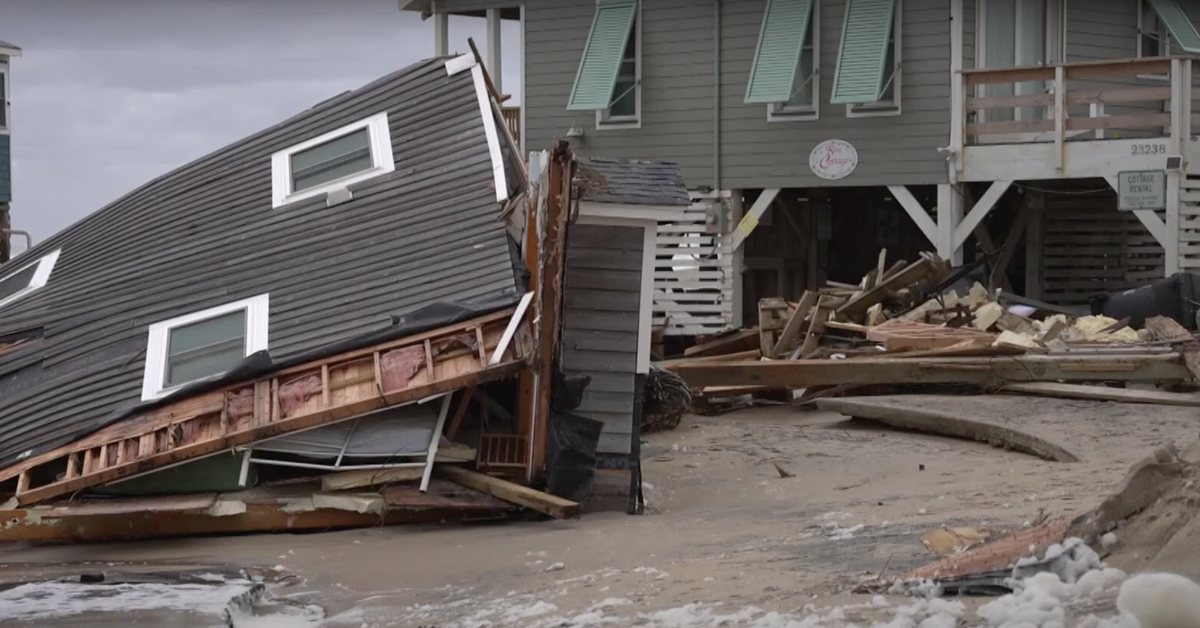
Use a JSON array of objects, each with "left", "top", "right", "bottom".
[{"left": 0, "top": 53, "right": 658, "bottom": 543}]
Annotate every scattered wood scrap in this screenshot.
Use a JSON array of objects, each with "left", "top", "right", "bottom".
[
  {"left": 675, "top": 353, "right": 1188, "bottom": 390},
  {"left": 657, "top": 252, "right": 1197, "bottom": 409},
  {"left": 435, "top": 465, "right": 580, "bottom": 519},
  {"left": 816, "top": 397, "right": 1081, "bottom": 463},
  {"left": 1002, "top": 382, "right": 1200, "bottom": 407}
]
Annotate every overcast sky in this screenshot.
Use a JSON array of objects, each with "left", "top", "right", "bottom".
[{"left": 4, "top": 0, "right": 521, "bottom": 248}]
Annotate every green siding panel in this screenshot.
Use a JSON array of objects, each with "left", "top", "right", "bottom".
[
  {"left": 0, "top": 134, "right": 10, "bottom": 204},
  {"left": 1148, "top": 0, "right": 1200, "bottom": 53},
  {"left": 567, "top": 0, "right": 638, "bottom": 111},
  {"left": 831, "top": 0, "right": 897, "bottom": 104},
  {"left": 744, "top": 0, "right": 814, "bottom": 104}
]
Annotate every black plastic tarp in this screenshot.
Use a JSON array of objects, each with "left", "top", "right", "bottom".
[{"left": 12, "top": 296, "right": 519, "bottom": 469}]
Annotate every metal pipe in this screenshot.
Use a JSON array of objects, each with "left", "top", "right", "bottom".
[
  {"left": 247, "top": 458, "right": 426, "bottom": 472},
  {"left": 2, "top": 229, "right": 31, "bottom": 253},
  {"left": 713, "top": 0, "right": 721, "bottom": 192}
]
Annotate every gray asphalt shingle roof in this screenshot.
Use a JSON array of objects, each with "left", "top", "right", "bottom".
[
  {"left": 0, "top": 57, "right": 521, "bottom": 468},
  {"left": 0, "top": 39, "right": 20, "bottom": 51},
  {"left": 576, "top": 156, "right": 690, "bottom": 207}
]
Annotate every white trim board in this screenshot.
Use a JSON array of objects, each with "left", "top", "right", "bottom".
[
  {"left": 270, "top": 112, "right": 395, "bottom": 209},
  {"left": 140, "top": 293, "right": 271, "bottom": 401},
  {"left": 0, "top": 248, "right": 60, "bottom": 311},
  {"left": 578, "top": 200, "right": 687, "bottom": 223},
  {"left": 887, "top": 185, "right": 937, "bottom": 245},
  {"left": 470, "top": 63, "right": 510, "bottom": 203},
  {"left": 960, "top": 139, "right": 1186, "bottom": 181}
]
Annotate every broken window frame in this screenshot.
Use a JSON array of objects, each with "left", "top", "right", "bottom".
[
  {"left": 0, "top": 249, "right": 60, "bottom": 311},
  {"left": 141, "top": 293, "right": 270, "bottom": 401},
  {"left": 270, "top": 111, "right": 395, "bottom": 209}
]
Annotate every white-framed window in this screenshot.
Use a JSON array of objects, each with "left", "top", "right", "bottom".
[
  {"left": 768, "top": 1, "right": 820, "bottom": 122},
  {"left": 976, "top": 0, "right": 1065, "bottom": 123},
  {"left": 0, "top": 60, "right": 9, "bottom": 132},
  {"left": 0, "top": 249, "right": 60, "bottom": 310},
  {"left": 1138, "top": 0, "right": 1171, "bottom": 80},
  {"left": 270, "top": 112, "right": 394, "bottom": 209},
  {"left": 596, "top": 0, "right": 642, "bottom": 130},
  {"left": 141, "top": 293, "right": 270, "bottom": 401},
  {"left": 846, "top": 0, "right": 902, "bottom": 118}
]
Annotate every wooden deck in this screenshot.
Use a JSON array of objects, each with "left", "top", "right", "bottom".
[{"left": 953, "top": 57, "right": 1195, "bottom": 182}]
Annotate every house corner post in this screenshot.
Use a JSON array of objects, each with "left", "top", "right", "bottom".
[
  {"left": 937, "top": 184, "right": 963, "bottom": 265},
  {"left": 434, "top": 10, "right": 450, "bottom": 57}
]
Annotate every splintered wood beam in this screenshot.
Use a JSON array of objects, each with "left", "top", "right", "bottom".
[
  {"left": 771, "top": 291, "right": 818, "bottom": 358},
  {"left": 672, "top": 353, "right": 1190, "bottom": 389},
  {"left": 436, "top": 465, "right": 580, "bottom": 519},
  {"left": 1145, "top": 316, "right": 1200, "bottom": 381},
  {"left": 837, "top": 257, "right": 939, "bottom": 319}
]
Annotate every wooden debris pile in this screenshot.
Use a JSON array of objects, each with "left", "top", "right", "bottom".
[{"left": 662, "top": 251, "right": 1199, "bottom": 404}]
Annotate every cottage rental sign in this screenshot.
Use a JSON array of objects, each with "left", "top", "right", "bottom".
[
  {"left": 810, "top": 139, "right": 858, "bottom": 180},
  {"left": 1116, "top": 170, "right": 1167, "bottom": 211}
]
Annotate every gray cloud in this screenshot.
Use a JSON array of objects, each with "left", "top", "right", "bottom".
[{"left": 4, "top": 0, "right": 520, "bottom": 246}]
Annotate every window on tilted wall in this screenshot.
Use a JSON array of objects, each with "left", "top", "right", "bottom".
[
  {"left": 0, "top": 249, "right": 60, "bottom": 310},
  {"left": 141, "top": 294, "right": 270, "bottom": 401},
  {"left": 270, "top": 111, "right": 394, "bottom": 209},
  {"left": 977, "top": 0, "right": 1064, "bottom": 123},
  {"left": 566, "top": 0, "right": 641, "bottom": 129},
  {"left": 831, "top": 0, "right": 902, "bottom": 118},
  {"left": 0, "top": 61, "right": 7, "bottom": 130},
  {"left": 744, "top": 0, "right": 820, "bottom": 121}
]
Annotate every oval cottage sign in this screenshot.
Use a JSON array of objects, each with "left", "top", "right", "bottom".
[{"left": 809, "top": 139, "right": 858, "bottom": 181}]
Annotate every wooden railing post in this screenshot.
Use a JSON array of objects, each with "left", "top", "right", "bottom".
[
  {"left": 1170, "top": 58, "right": 1185, "bottom": 155},
  {"left": 950, "top": 69, "right": 964, "bottom": 182},
  {"left": 1053, "top": 65, "right": 1065, "bottom": 173}
]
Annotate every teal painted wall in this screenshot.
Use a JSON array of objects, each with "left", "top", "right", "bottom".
[{"left": 0, "top": 134, "right": 10, "bottom": 203}]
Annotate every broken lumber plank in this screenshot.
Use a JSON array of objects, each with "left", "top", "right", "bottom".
[
  {"left": 684, "top": 330, "right": 759, "bottom": 358},
  {"left": 435, "top": 465, "right": 580, "bottom": 519},
  {"left": 1145, "top": 316, "right": 1200, "bottom": 381},
  {"left": 795, "top": 297, "right": 832, "bottom": 359},
  {"left": 816, "top": 397, "right": 1080, "bottom": 462},
  {"left": 672, "top": 353, "right": 1189, "bottom": 389},
  {"left": 758, "top": 298, "right": 790, "bottom": 355},
  {"left": 321, "top": 467, "right": 426, "bottom": 492},
  {"left": 838, "top": 257, "right": 941, "bottom": 319},
  {"left": 1001, "top": 382, "right": 1200, "bottom": 407},
  {"left": 658, "top": 349, "right": 760, "bottom": 371},
  {"left": 771, "top": 290, "right": 819, "bottom": 358}
]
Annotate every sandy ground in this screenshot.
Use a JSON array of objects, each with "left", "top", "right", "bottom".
[{"left": 1, "top": 394, "right": 1198, "bottom": 627}]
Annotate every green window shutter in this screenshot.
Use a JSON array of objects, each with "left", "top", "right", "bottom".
[
  {"left": 1147, "top": 0, "right": 1200, "bottom": 53},
  {"left": 831, "top": 0, "right": 898, "bottom": 105},
  {"left": 744, "top": 0, "right": 815, "bottom": 104},
  {"left": 567, "top": 0, "right": 638, "bottom": 111}
]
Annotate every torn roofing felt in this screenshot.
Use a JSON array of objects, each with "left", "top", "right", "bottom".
[{"left": 0, "top": 56, "right": 522, "bottom": 469}]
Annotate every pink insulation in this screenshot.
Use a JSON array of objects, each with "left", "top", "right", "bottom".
[
  {"left": 380, "top": 345, "right": 425, "bottom": 392},
  {"left": 279, "top": 374, "right": 323, "bottom": 417},
  {"left": 225, "top": 388, "right": 255, "bottom": 420}
]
